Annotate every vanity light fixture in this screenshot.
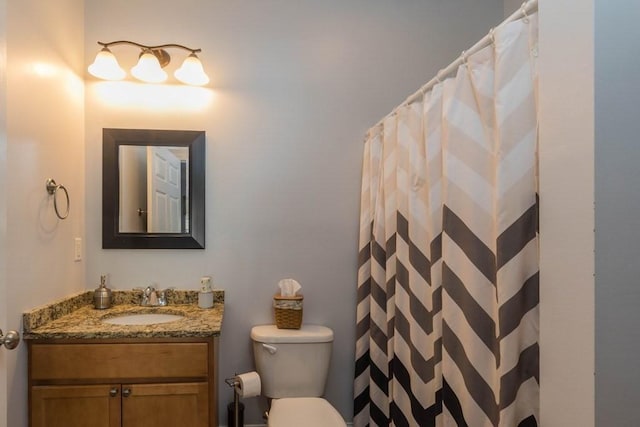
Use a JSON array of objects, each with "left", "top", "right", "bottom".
[
  {"left": 88, "top": 41, "right": 209, "bottom": 86},
  {"left": 130, "top": 49, "right": 168, "bottom": 83}
]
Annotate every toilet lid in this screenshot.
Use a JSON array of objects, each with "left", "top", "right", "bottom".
[
  {"left": 268, "top": 397, "right": 346, "bottom": 427},
  {"left": 251, "top": 324, "right": 334, "bottom": 343}
]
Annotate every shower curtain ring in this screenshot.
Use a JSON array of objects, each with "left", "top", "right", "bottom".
[
  {"left": 489, "top": 28, "right": 496, "bottom": 44},
  {"left": 521, "top": 3, "right": 530, "bottom": 23}
]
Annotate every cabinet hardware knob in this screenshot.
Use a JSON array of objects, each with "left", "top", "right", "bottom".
[
  {"left": 122, "top": 388, "right": 131, "bottom": 397},
  {"left": 109, "top": 388, "right": 119, "bottom": 397}
]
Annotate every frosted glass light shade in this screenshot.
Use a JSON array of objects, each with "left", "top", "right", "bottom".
[
  {"left": 174, "top": 53, "right": 209, "bottom": 86},
  {"left": 131, "top": 51, "right": 167, "bottom": 83},
  {"left": 88, "top": 47, "right": 126, "bottom": 80}
]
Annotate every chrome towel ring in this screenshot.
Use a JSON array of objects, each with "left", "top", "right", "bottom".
[{"left": 45, "top": 178, "right": 70, "bottom": 220}]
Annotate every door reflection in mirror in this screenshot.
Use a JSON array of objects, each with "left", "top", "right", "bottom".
[{"left": 118, "top": 145, "right": 189, "bottom": 233}]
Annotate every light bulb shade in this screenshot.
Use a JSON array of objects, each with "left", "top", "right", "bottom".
[
  {"left": 174, "top": 53, "right": 210, "bottom": 86},
  {"left": 131, "top": 51, "right": 167, "bottom": 83},
  {"left": 88, "top": 47, "right": 126, "bottom": 80}
]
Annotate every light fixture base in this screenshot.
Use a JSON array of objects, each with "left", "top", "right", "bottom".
[{"left": 139, "top": 49, "right": 171, "bottom": 68}]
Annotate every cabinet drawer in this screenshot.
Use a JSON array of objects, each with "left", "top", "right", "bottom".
[{"left": 30, "top": 343, "right": 209, "bottom": 381}]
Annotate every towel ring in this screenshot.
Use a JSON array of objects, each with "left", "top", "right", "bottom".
[{"left": 45, "top": 178, "right": 70, "bottom": 220}]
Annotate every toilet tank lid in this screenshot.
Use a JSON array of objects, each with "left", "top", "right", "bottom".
[{"left": 251, "top": 324, "right": 334, "bottom": 343}]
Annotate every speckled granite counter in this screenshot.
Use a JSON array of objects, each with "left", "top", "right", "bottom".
[{"left": 23, "top": 290, "right": 224, "bottom": 340}]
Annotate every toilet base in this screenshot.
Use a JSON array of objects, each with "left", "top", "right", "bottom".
[{"left": 267, "top": 397, "right": 346, "bottom": 427}]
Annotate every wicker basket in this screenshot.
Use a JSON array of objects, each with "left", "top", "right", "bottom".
[{"left": 273, "top": 294, "right": 303, "bottom": 329}]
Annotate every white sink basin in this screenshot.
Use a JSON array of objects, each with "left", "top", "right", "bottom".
[{"left": 102, "top": 313, "right": 184, "bottom": 326}]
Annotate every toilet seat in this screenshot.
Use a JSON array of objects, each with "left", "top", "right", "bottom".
[{"left": 268, "top": 397, "right": 346, "bottom": 427}]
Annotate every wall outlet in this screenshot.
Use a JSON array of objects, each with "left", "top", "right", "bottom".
[{"left": 74, "top": 237, "right": 82, "bottom": 262}]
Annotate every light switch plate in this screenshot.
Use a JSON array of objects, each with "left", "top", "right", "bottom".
[{"left": 74, "top": 237, "right": 82, "bottom": 262}]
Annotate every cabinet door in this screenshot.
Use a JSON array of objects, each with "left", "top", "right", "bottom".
[
  {"left": 122, "top": 382, "right": 209, "bottom": 427},
  {"left": 31, "top": 384, "right": 121, "bottom": 427}
]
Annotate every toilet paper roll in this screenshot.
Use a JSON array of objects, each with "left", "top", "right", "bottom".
[{"left": 235, "top": 371, "right": 261, "bottom": 398}]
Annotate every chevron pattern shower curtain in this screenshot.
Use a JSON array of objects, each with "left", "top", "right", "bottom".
[{"left": 355, "top": 14, "right": 538, "bottom": 427}]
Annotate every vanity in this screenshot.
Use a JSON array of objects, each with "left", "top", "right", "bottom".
[{"left": 23, "top": 290, "right": 224, "bottom": 427}]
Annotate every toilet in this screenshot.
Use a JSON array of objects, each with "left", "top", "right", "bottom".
[{"left": 251, "top": 324, "right": 347, "bottom": 427}]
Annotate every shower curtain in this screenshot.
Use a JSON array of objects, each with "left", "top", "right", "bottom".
[{"left": 354, "top": 13, "right": 539, "bottom": 427}]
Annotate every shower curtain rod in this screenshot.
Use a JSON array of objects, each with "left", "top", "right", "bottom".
[{"left": 368, "top": 0, "right": 538, "bottom": 134}]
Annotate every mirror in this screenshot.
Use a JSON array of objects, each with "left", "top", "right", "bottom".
[{"left": 103, "top": 128, "right": 205, "bottom": 249}]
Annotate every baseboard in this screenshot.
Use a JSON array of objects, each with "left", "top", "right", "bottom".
[
  {"left": 217, "top": 424, "right": 265, "bottom": 427},
  {"left": 220, "top": 423, "right": 353, "bottom": 427},
  {"left": 218, "top": 424, "right": 265, "bottom": 427}
]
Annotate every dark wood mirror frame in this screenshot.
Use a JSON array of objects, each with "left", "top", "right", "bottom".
[{"left": 102, "top": 128, "right": 205, "bottom": 249}]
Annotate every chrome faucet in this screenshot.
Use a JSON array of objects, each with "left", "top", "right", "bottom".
[
  {"left": 140, "top": 286, "right": 173, "bottom": 307},
  {"left": 157, "top": 287, "right": 174, "bottom": 306},
  {"left": 141, "top": 286, "right": 157, "bottom": 306}
]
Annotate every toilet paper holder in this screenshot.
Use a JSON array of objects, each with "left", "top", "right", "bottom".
[
  {"left": 225, "top": 375, "right": 241, "bottom": 390},
  {"left": 225, "top": 371, "right": 261, "bottom": 427},
  {"left": 225, "top": 375, "right": 242, "bottom": 427}
]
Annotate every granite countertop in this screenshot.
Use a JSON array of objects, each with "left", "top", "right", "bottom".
[{"left": 23, "top": 290, "right": 224, "bottom": 340}]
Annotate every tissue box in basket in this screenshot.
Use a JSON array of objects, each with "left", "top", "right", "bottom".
[{"left": 273, "top": 294, "right": 303, "bottom": 329}]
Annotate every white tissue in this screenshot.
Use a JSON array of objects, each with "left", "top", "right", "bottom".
[
  {"left": 278, "top": 278, "right": 302, "bottom": 297},
  {"left": 235, "top": 371, "right": 261, "bottom": 398}
]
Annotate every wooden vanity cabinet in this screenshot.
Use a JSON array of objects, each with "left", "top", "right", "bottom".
[
  {"left": 28, "top": 338, "right": 218, "bottom": 427},
  {"left": 31, "top": 384, "right": 121, "bottom": 427}
]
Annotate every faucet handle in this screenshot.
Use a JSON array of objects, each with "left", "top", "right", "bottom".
[
  {"left": 133, "top": 286, "right": 153, "bottom": 305},
  {"left": 157, "top": 287, "right": 175, "bottom": 306}
]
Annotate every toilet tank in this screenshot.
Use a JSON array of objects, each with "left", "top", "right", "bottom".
[{"left": 251, "top": 324, "right": 334, "bottom": 398}]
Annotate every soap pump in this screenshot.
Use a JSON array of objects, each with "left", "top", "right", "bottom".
[
  {"left": 93, "top": 274, "right": 112, "bottom": 309},
  {"left": 198, "top": 276, "right": 214, "bottom": 309}
]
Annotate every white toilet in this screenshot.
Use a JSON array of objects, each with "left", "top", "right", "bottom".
[{"left": 251, "top": 324, "right": 347, "bottom": 427}]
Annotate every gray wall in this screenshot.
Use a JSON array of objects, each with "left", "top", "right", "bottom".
[
  {"left": 84, "top": 1, "right": 503, "bottom": 424},
  {"left": 503, "top": 0, "right": 523, "bottom": 17},
  {"left": 595, "top": 1, "right": 640, "bottom": 425}
]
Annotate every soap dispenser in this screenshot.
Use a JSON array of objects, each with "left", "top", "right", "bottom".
[
  {"left": 93, "top": 274, "right": 112, "bottom": 309},
  {"left": 198, "top": 276, "right": 214, "bottom": 309}
]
